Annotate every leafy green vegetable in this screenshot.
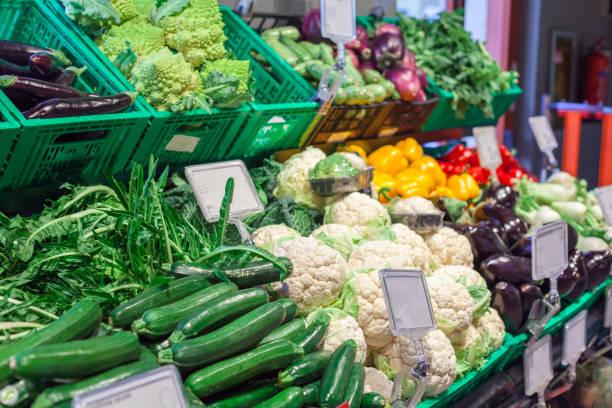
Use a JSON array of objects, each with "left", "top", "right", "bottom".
[
  {"left": 245, "top": 198, "right": 321, "bottom": 236},
  {"left": 60, "top": 0, "right": 121, "bottom": 35},
  {"left": 309, "top": 153, "right": 360, "bottom": 179}
]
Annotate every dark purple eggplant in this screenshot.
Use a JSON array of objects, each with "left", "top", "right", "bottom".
[
  {"left": 481, "top": 254, "right": 532, "bottom": 285},
  {"left": 3, "top": 88, "right": 38, "bottom": 110},
  {"left": 0, "top": 75, "right": 89, "bottom": 101},
  {"left": 24, "top": 92, "right": 136, "bottom": 119},
  {"left": 566, "top": 252, "right": 588, "bottom": 301},
  {"left": 583, "top": 250, "right": 611, "bottom": 291},
  {"left": 0, "top": 58, "right": 31, "bottom": 76},
  {"left": 54, "top": 66, "right": 87, "bottom": 86},
  {"left": 477, "top": 220, "right": 509, "bottom": 246},
  {"left": 567, "top": 224, "right": 578, "bottom": 253},
  {"left": 510, "top": 236, "right": 532, "bottom": 258},
  {"left": 28, "top": 52, "right": 64, "bottom": 79},
  {"left": 519, "top": 283, "right": 543, "bottom": 322},
  {"left": 462, "top": 223, "right": 510, "bottom": 267},
  {"left": 484, "top": 185, "right": 517, "bottom": 209},
  {"left": 475, "top": 204, "right": 528, "bottom": 246},
  {"left": 493, "top": 281, "right": 523, "bottom": 334},
  {"left": 0, "top": 40, "right": 70, "bottom": 66},
  {"left": 558, "top": 250, "right": 582, "bottom": 296}
]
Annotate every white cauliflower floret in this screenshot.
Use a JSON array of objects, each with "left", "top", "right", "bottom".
[
  {"left": 377, "top": 330, "right": 457, "bottom": 397},
  {"left": 273, "top": 148, "right": 326, "bottom": 210},
  {"left": 390, "top": 223, "right": 436, "bottom": 274},
  {"left": 271, "top": 237, "right": 346, "bottom": 313},
  {"left": 353, "top": 269, "right": 394, "bottom": 348},
  {"left": 453, "top": 325, "right": 487, "bottom": 376},
  {"left": 391, "top": 196, "right": 441, "bottom": 214},
  {"left": 252, "top": 224, "right": 300, "bottom": 248},
  {"left": 325, "top": 192, "right": 391, "bottom": 227},
  {"left": 433, "top": 265, "right": 491, "bottom": 318},
  {"left": 474, "top": 308, "right": 505, "bottom": 351},
  {"left": 426, "top": 274, "right": 475, "bottom": 342},
  {"left": 348, "top": 240, "right": 415, "bottom": 271},
  {"left": 310, "top": 224, "right": 358, "bottom": 259},
  {"left": 423, "top": 227, "right": 474, "bottom": 268},
  {"left": 339, "top": 152, "right": 368, "bottom": 170},
  {"left": 364, "top": 367, "right": 394, "bottom": 400},
  {"left": 312, "top": 308, "right": 368, "bottom": 363}
]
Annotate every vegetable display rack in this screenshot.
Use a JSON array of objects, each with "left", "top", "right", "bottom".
[{"left": 0, "top": 91, "right": 20, "bottom": 189}]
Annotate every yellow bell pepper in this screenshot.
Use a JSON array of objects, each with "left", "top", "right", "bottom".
[
  {"left": 341, "top": 144, "right": 367, "bottom": 160},
  {"left": 410, "top": 156, "right": 446, "bottom": 187},
  {"left": 396, "top": 137, "right": 424, "bottom": 163},
  {"left": 447, "top": 174, "right": 481, "bottom": 201},
  {"left": 395, "top": 180, "right": 430, "bottom": 199},
  {"left": 430, "top": 186, "right": 455, "bottom": 199},
  {"left": 367, "top": 145, "right": 408, "bottom": 175},
  {"left": 372, "top": 171, "right": 397, "bottom": 203},
  {"left": 395, "top": 168, "right": 435, "bottom": 193}
]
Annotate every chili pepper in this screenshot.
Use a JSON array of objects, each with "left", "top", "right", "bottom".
[
  {"left": 499, "top": 145, "right": 518, "bottom": 166},
  {"left": 395, "top": 137, "right": 423, "bottom": 163},
  {"left": 410, "top": 156, "right": 446, "bottom": 187},
  {"left": 395, "top": 180, "right": 430, "bottom": 199},
  {"left": 367, "top": 145, "right": 408, "bottom": 175},
  {"left": 441, "top": 144, "right": 467, "bottom": 163},
  {"left": 496, "top": 165, "right": 527, "bottom": 186},
  {"left": 464, "top": 148, "right": 480, "bottom": 167},
  {"left": 447, "top": 174, "right": 481, "bottom": 201},
  {"left": 342, "top": 144, "right": 367, "bottom": 160},
  {"left": 395, "top": 168, "right": 435, "bottom": 193},
  {"left": 430, "top": 186, "right": 455, "bottom": 199},
  {"left": 452, "top": 162, "right": 468, "bottom": 175},
  {"left": 372, "top": 171, "right": 396, "bottom": 203},
  {"left": 467, "top": 166, "right": 491, "bottom": 185}
]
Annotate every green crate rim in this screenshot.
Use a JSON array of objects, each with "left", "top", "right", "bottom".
[{"left": 0, "top": 92, "right": 19, "bottom": 131}]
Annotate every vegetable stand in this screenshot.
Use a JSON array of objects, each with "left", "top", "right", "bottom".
[{"left": 0, "top": 91, "right": 19, "bottom": 187}]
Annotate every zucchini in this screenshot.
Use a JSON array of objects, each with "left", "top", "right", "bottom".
[
  {"left": 185, "top": 387, "right": 206, "bottom": 407},
  {"left": 320, "top": 43, "right": 335, "bottom": 65},
  {"left": 299, "top": 42, "right": 320, "bottom": 59},
  {"left": 279, "top": 36, "right": 312, "bottom": 63},
  {"left": 276, "top": 298, "right": 298, "bottom": 324},
  {"left": 302, "top": 381, "right": 321, "bottom": 405},
  {"left": 253, "top": 386, "right": 304, "bottom": 408},
  {"left": 294, "top": 62, "right": 308, "bottom": 77},
  {"left": 364, "top": 84, "right": 387, "bottom": 103},
  {"left": 278, "top": 350, "right": 332, "bottom": 387},
  {"left": 110, "top": 275, "right": 211, "bottom": 328},
  {"left": 343, "top": 362, "right": 365, "bottom": 408},
  {"left": 334, "top": 88, "right": 348, "bottom": 104},
  {"left": 171, "top": 260, "right": 292, "bottom": 289},
  {"left": 185, "top": 339, "right": 304, "bottom": 398},
  {"left": 293, "top": 312, "right": 331, "bottom": 353},
  {"left": 259, "top": 317, "right": 306, "bottom": 345},
  {"left": 343, "top": 86, "right": 370, "bottom": 105},
  {"left": 31, "top": 359, "right": 158, "bottom": 408},
  {"left": 380, "top": 79, "right": 396, "bottom": 97},
  {"left": 10, "top": 331, "right": 140, "bottom": 380},
  {"left": 344, "top": 56, "right": 365, "bottom": 86},
  {"left": 319, "top": 339, "right": 357, "bottom": 408},
  {"left": 361, "top": 392, "right": 388, "bottom": 408},
  {"left": 0, "top": 299, "right": 101, "bottom": 387},
  {"left": 159, "top": 301, "right": 286, "bottom": 369},
  {"left": 207, "top": 383, "right": 278, "bottom": 408},
  {"left": 262, "top": 26, "right": 301, "bottom": 40},
  {"left": 264, "top": 37, "right": 298, "bottom": 66},
  {"left": 169, "top": 288, "right": 269, "bottom": 343},
  {"left": 132, "top": 282, "right": 237, "bottom": 337},
  {"left": 362, "top": 69, "right": 384, "bottom": 84}
]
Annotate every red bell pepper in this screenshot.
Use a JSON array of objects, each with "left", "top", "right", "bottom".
[{"left": 468, "top": 166, "right": 491, "bottom": 185}]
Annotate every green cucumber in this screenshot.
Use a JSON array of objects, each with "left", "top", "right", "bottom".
[
  {"left": 361, "top": 392, "right": 388, "bottom": 408},
  {"left": 335, "top": 88, "right": 348, "bottom": 104},
  {"left": 294, "top": 62, "right": 308, "bottom": 77},
  {"left": 343, "top": 86, "right": 370, "bottom": 105},
  {"left": 380, "top": 79, "right": 396, "bottom": 98},
  {"left": 302, "top": 381, "right": 321, "bottom": 405},
  {"left": 132, "top": 282, "right": 237, "bottom": 337},
  {"left": 171, "top": 260, "right": 291, "bottom": 289},
  {"left": 110, "top": 275, "right": 211, "bottom": 328},
  {"left": 10, "top": 331, "right": 140, "bottom": 380},
  {"left": 262, "top": 26, "right": 301, "bottom": 40},
  {"left": 365, "top": 84, "right": 388, "bottom": 103},
  {"left": 185, "top": 387, "right": 206, "bottom": 407},
  {"left": 169, "top": 288, "right": 269, "bottom": 343},
  {"left": 185, "top": 339, "right": 304, "bottom": 398},
  {"left": 264, "top": 37, "right": 298, "bottom": 66},
  {"left": 343, "top": 362, "right": 365, "bottom": 408},
  {"left": 259, "top": 318, "right": 306, "bottom": 345},
  {"left": 279, "top": 36, "right": 312, "bottom": 62},
  {"left": 344, "top": 56, "right": 365, "bottom": 86},
  {"left": 320, "top": 43, "right": 335, "bottom": 65},
  {"left": 319, "top": 339, "right": 357, "bottom": 408},
  {"left": 159, "top": 301, "right": 286, "bottom": 369},
  {"left": 299, "top": 42, "right": 320, "bottom": 59},
  {"left": 207, "top": 383, "right": 278, "bottom": 408},
  {"left": 362, "top": 69, "right": 384, "bottom": 84},
  {"left": 293, "top": 312, "right": 331, "bottom": 353},
  {"left": 0, "top": 299, "right": 102, "bottom": 387},
  {"left": 31, "top": 359, "right": 158, "bottom": 408},
  {"left": 278, "top": 350, "right": 332, "bottom": 387},
  {"left": 276, "top": 298, "right": 298, "bottom": 324},
  {"left": 253, "top": 386, "right": 304, "bottom": 408}
]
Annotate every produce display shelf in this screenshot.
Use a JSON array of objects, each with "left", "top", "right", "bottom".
[
  {"left": 0, "top": 92, "right": 20, "bottom": 188},
  {"left": 0, "top": 0, "right": 151, "bottom": 191}
]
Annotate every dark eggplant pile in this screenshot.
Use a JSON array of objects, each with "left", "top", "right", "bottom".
[
  {"left": 442, "top": 188, "right": 611, "bottom": 335},
  {"left": 0, "top": 40, "right": 135, "bottom": 117}
]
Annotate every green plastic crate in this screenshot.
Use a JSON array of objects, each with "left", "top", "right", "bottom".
[
  {"left": 0, "top": 0, "right": 150, "bottom": 190},
  {"left": 0, "top": 92, "right": 20, "bottom": 188}
]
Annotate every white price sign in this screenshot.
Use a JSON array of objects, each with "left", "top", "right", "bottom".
[
  {"left": 529, "top": 116, "right": 558, "bottom": 153},
  {"left": 562, "top": 310, "right": 587, "bottom": 366},
  {"left": 379, "top": 269, "right": 436, "bottom": 338},
  {"left": 73, "top": 366, "right": 187, "bottom": 408},
  {"left": 185, "top": 161, "right": 263, "bottom": 222},
  {"left": 321, "top": 0, "right": 356, "bottom": 43},
  {"left": 532, "top": 221, "right": 568, "bottom": 280},
  {"left": 524, "top": 335, "right": 553, "bottom": 396},
  {"left": 594, "top": 185, "right": 612, "bottom": 225},
  {"left": 473, "top": 126, "right": 502, "bottom": 172}
]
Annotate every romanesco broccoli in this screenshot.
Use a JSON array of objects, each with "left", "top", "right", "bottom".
[
  {"left": 97, "top": 17, "right": 165, "bottom": 61},
  {"left": 111, "top": 0, "right": 139, "bottom": 21},
  {"left": 131, "top": 47, "right": 205, "bottom": 112},
  {"left": 200, "top": 59, "right": 253, "bottom": 108}
]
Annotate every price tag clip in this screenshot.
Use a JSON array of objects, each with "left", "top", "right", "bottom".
[
  {"left": 562, "top": 310, "right": 588, "bottom": 382},
  {"left": 473, "top": 126, "right": 502, "bottom": 185},
  {"left": 524, "top": 335, "right": 553, "bottom": 408},
  {"left": 528, "top": 116, "right": 560, "bottom": 180}
]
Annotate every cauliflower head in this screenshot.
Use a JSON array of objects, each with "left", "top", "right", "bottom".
[
  {"left": 377, "top": 330, "right": 457, "bottom": 397},
  {"left": 131, "top": 47, "right": 202, "bottom": 112},
  {"left": 310, "top": 224, "right": 358, "bottom": 259},
  {"left": 474, "top": 307, "right": 505, "bottom": 351},
  {"left": 271, "top": 237, "right": 346, "bottom": 313},
  {"left": 325, "top": 192, "right": 391, "bottom": 227},
  {"left": 273, "top": 148, "right": 327, "bottom": 210},
  {"left": 426, "top": 274, "right": 475, "bottom": 341},
  {"left": 423, "top": 227, "right": 474, "bottom": 268},
  {"left": 391, "top": 196, "right": 441, "bottom": 214},
  {"left": 348, "top": 240, "right": 416, "bottom": 271},
  {"left": 97, "top": 17, "right": 164, "bottom": 61},
  {"left": 312, "top": 308, "right": 368, "bottom": 363},
  {"left": 364, "top": 367, "right": 394, "bottom": 400},
  {"left": 352, "top": 269, "right": 393, "bottom": 348},
  {"left": 453, "top": 325, "right": 488, "bottom": 377},
  {"left": 339, "top": 152, "right": 368, "bottom": 170},
  {"left": 433, "top": 265, "right": 491, "bottom": 318},
  {"left": 252, "top": 224, "right": 300, "bottom": 249},
  {"left": 389, "top": 223, "right": 436, "bottom": 273}
]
